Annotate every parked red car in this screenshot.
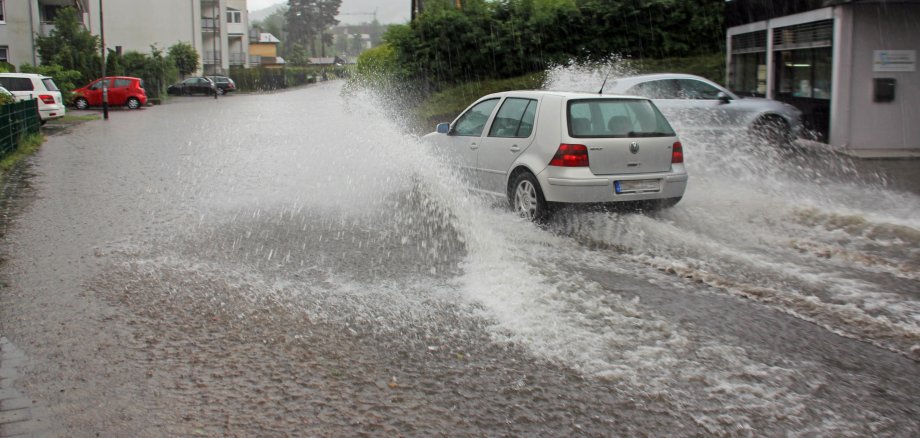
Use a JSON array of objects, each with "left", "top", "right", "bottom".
[{"left": 72, "top": 76, "right": 147, "bottom": 110}]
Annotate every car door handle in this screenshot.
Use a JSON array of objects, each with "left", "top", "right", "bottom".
[
  {"left": 510, "top": 145, "right": 520, "bottom": 152},
  {"left": 469, "top": 142, "right": 479, "bottom": 150}
]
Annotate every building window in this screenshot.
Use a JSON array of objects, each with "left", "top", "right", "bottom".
[
  {"left": 0, "top": 46, "right": 8, "bottom": 64},
  {"left": 0, "top": 0, "right": 5, "bottom": 23},
  {"left": 42, "top": 5, "right": 64, "bottom": 23},
  {"left": 227, "top": 9, "right": 241, "bottom": 24},
  {"left": 775, "top": 47, "right": 832, "bottom": 100},
  {"left": 729, "top": 31, "right": 767, "bottom": 97}
]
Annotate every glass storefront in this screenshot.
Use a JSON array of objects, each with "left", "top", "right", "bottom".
[
  {"left": 774, "top": 47, "right": 832, "bottom": 100},
  {"left": 730, "top": 52, "right": 768, "bottom": 97},
  {"left": 729, "top": 30, "right": 768, "bottom": 97}
]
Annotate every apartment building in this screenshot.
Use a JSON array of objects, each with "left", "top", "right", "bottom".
[
  {"left": 84, "top": 0, "right": 250, "bottom": 74},
  {"left": 0, "top": 0, "right": 88, "bottom": 68},
  {"left": 0, "top": 0, "right": 248, "bottom": 74}
]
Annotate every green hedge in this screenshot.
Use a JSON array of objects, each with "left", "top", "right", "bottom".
[{"left": 228, "top": 66, "right": 354, "bottom": 92}]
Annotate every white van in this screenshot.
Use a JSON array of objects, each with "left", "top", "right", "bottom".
[{"left": 0, "top": 73, "right": 66, "bottom": 124}]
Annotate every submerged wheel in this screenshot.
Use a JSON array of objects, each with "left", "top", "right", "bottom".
[
  {"left": 751, "top": 116, "right": 789, "bottom": 146},
  {"left": 74, "top": 97, "right": 88, "bottom": 110},
  {"left": 510, "top": 172, "right": 549, "bottom": 221},
  {"left": 126, "top": 97, "right": 141, "bottom": 109}
]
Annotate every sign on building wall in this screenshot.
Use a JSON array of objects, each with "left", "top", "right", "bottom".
[{"left": 873, "top": 50, "right": 916, "bottom": 72}]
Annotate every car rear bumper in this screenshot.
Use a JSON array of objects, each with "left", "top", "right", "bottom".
[
  {"left": 39, "top": 105, "right": 66, "bottom": 120},
  {"left": 537, "top": 165, "right": 688, "bottom": 203}
]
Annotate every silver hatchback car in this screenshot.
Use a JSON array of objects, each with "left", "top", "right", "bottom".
[
  {"left": 605, "top": 73, "right": 803, "bottom": 144},
  {"left": 423, "top": 91, "right": 688, "bottom": 220}
]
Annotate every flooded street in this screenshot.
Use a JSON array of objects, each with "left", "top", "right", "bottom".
[{"left": 1, "top": 82, "right": 918, "bottom": 436}]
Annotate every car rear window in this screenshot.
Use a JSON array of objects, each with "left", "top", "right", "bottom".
[
  {"left": 0, "top": 77, "right": 35, "bottom": 91},
  {"left": 567, "top": 99, "right": 675, "bottom": 138},
  {"left": 41, "top": 78, "right": 59, "bottom": 91}
]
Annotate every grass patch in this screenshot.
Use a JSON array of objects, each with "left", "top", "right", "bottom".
[
  {"left": 413, "top": 73, "right": 545, "bottom": 131},
  {"left": 0, "top": 133, "right": 44, "bottom": 172},
  {"left": 53, "top": 113, "right": 102, "bottom": 123}
]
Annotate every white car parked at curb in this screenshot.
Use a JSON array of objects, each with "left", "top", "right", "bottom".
[
  {"left": 0, "top": 73, "right": 66, "bottom": 124},
  {"left": 423, "top": 90, "right": 688, "bottom": 220}
]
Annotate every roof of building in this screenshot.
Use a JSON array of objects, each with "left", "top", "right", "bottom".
[{"left": 259, "top": 33, "right": 281, "bottom": 44}]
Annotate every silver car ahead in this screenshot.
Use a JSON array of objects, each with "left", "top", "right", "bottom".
[
  {"left": 605, "top": 73, "right": 803, "bottom": 144},
  {"left": 423, "top": 91, "right": 688, "bottom": 220}
]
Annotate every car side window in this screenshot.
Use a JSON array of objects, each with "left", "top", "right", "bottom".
[
  {"left": 113, "top": 79, "right": 131, "bottom": 88},
  {"left": 453, "top": 98, "right": 499, "bottom": 137},
  {"left": 488, "top": 98, "right": 537, "bottom": 138},
  {"left": 0, "top": 77, "right": 35, "bottom": 91},
  {"left": 676, "top": 79, "right": 723, "bottom": 100},
  {"left": 628, "top": 80, "right": 679, "bottom": 99},
  {"left": 89, "top": 80, "right": 104, "bottom": 90}
]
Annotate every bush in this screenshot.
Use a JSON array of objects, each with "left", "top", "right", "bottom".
[
  {"left": 228, "top": 65, "right": 352, "bottom": 92},
  {"left": 0, "top": 91, "right": 15, "bottom": 106},
  {"left": 19, "top": 64, "right": 83, "bottom": 105}
]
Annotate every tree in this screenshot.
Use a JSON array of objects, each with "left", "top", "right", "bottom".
[
  {"left": 286, "top": 0, "right": 342, "bottom": 56},
  {"left": 168, "top": 42, "right": 200, "bottom": 77},
  {"left": 33, "top": 6, "right": 100, "bottom": 83}
]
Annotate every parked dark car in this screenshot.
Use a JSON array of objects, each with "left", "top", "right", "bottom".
[
  {"left": 72, "top": 76, "right": 147, "bottom": 110},
  {"left": 207, "top": 76, "right": 237, "bottom": 95},
  {"left": 167, "top": 77, "right": 217, "bottom": 96}
]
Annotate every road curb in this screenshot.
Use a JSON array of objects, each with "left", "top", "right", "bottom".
[{"left": 0, "top": 337, "right": 48, "bottom": 436}]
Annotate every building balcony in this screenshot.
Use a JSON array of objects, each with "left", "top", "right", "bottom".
[
  {"left": 202, "top": 50, "right": 221, "bottom": 65},
  {"left": 229, "top": 52, "right": 246, "bottom": 66},
  {"left": 201, "top": 18, "right": 219, "bottom": 31}
]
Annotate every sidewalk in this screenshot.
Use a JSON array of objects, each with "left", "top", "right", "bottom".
[{"left": 0, "top": 337, "right": 46, "bottom": 436}]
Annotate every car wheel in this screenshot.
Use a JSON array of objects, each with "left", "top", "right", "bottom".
[
  {"left": 510, "top": 172, "right": 549, "bottom": 221},
  {"left": 74, "top": 97, "right": 89, "bottom": 110},
  {"left": 751, "top": 116, "right": 789, "bottom": 146},
  {"left": 215, "top": 87, "right": 224, "bottom": 95},
  {"left": 126, "top": 97, "right": 141, "bottom": 110}
]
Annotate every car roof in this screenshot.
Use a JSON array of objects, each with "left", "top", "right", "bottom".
[
  {"left": 0, "top": 72, "right": 51, "bottom": 80},
  {"left": 480, "top": 89, "right": 649, "bottom": 101},
  {"left": 607, "top": 73, "right": 713, "bottom": 89}
]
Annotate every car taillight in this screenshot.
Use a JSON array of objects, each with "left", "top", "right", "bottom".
[
  {"left": 39, "top": 94, "right": 55, "bottom": 104},
  {"left": 549, "top": 144, "right": 589, "bottom": 167},
  {"left": 671, "top": 141, "right": 684, "bottom": 164}
]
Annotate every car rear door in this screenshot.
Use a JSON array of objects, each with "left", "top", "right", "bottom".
[
  {"left": 567, "top": 98, "right": 675, "bottom": 175},
  {"left": 477, "top": 97, "right": 538, "bottom": 194},
  {"left": 0, "top": 76, "right": 36, "bottom": 102},
  {"left": 110, "top": 78, "right": 131, "bottom": 105}
]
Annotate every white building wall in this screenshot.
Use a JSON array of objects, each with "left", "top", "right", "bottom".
[
  {"left": 838, "top": 3, "right": 920, "bottom": 151},
  {"left": 85, "top": 0, "right": 199, "bottom": 57},
  {"left": 0, "top": 1, "right": 40, "bottom": 67}
]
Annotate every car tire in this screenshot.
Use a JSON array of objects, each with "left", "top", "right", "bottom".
[
  {"left": 751, "top": 116, "right": 789, "bottom": 146},
  {"left": 126, "top": 97, "right": 141, "bottom": 110},
  {"left": 510, "top": 172, "right": 550, "bottom": 221},
  {"left": 74, "top": 97, "right": 89, "bottom": 110},
  {"left": 215, "top": 87, "right": 224, "bottom": 95}
]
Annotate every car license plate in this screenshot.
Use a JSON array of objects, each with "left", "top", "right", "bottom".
[{"left": 615, "top": 179, "right": 660, "bottom": 194}]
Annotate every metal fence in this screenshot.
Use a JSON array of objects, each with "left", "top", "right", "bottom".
[{"left": 0, "top": 100, "right": 40, "bottom": 159}]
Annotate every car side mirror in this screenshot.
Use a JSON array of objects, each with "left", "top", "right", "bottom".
[
  {"left": 436, "top": 123, "right": 450, "bottom": 134},
  {"left": 717, "top": 92, "right": 731, "bottom": 104}
]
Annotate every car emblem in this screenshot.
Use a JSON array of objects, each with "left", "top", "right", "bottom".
[{"left": 630, "top": 141, "right": 640, "bottom": 154}]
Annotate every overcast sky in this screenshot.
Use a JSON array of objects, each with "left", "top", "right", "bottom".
[{"left": 248, "top": 0, "right": 411, "bottom": 24}]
